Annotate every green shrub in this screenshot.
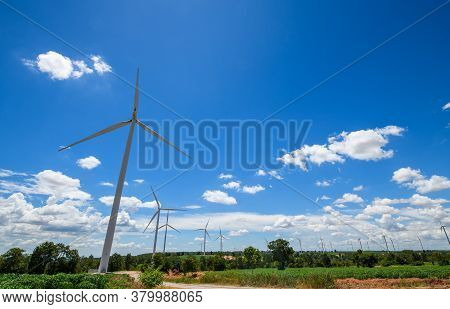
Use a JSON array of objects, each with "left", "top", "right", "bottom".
[
  {"left": 139, "top": 269, "right": 163, "bottom": 288},
  {"left": 301, "top": 274, "right": 335, "bottom": 289}
]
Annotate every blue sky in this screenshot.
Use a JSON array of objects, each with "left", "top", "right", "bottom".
[{"left": 0, "top": 0, "right": 449, "bottom": 255}]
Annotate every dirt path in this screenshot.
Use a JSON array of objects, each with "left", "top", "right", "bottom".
[
  {"left": 114, "top": 271, "right": 141, "bottom": 281},
  {"left": 162, "top": 281, "right": 252, "bottom": 289}
]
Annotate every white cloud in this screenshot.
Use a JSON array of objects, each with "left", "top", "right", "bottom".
[
  {"left": 218, "top": 173, "right": 233, "bottom": 179},
  {"left": 90, "top": 55, "right": 112, "bottom": 74},
  {"left": 279, "top": 126, "right": 404, "bottom": 170},
  {"left": 133, "top": 179, "right": 144, "bottom": 184},
  {"left": 223, "top": 181, "right": 241, "bottom": 190},
  {"left": 0, "top": 169, "right": 27, "bottom": 177},
  {"left": 256, "top": 169, "right": 266, "bottom": 176},
  {"left": 242, "top": 184, "right": 265, "bottom": 194},
  {"left": 202, "top": 190, "right": 237, "bottom": 205},
  {"left": 99, "top": 182, "right": 114, "bottom": 187},
  {"left": 268, "top": 170, "right": 283, "bottom": 180},
  {"left": 76, "top": 156, "right": 101, "bottom": 170},
  {"left": 184, "top": 205, "right": 202, "bottom": 209},
  {"left": 319, "top": 195, "right": 331, "bottom": 200},
  {"left": 334, "top": 193, "right": 363, "bottom": 204},
  {"left": 99, "top": 196, "right": 157, "bottom": 211},
  {"left": 316, "top": 180, "right": 331, "bottom": 187},
  {"left": 23, "top": 51, "right": 110, "bottom": 80},
  {"left": 442, "top": 102, "right": 450, "bottom": 111},
  {"left": 353, "top": 185, "right": 364, "bottom": 191},
  {"left": 229, "top": 229, "right": 249, "bottom": 236},
  {"left": 392, "top": 167, "right": 450, "bottom": 193}
]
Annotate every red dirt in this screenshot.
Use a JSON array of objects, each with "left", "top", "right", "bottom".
[{"left": 336, "top": 278, "right": 450, "bottom": 289}]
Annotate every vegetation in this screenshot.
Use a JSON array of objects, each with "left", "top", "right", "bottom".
[
  {"left": 139, "top": 269, "right": 163, "bottom": 288},
  {"left": 268, "top": 239, "right": 295, "bottom": 270},
  {"left": 166, "top": 266, "right": 450, "bottom": 288},
  {"left": 28, "top": 242, "right": 80, "bottom": 274},
  {"left": 0, "top": 273, "right": 139, "bottom": 289}
]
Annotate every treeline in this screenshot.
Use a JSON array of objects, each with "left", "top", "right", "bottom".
[{"left": 0, "top": 239, "right": 449, "bottom": 274}]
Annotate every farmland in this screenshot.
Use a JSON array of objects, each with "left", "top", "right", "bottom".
[{"left": 166, "top": 266, "right": 450, "bottom": 288}]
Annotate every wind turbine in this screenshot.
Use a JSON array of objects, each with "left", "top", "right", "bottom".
[
  {"left": 143, "top": 187, "right": 164, "bottom": 258},
  {"left": 296, "top": 238, "right": 303, "bottom": 253},
  {"left": 417, "top": 235, "right": 425, "bottom": 252},
  {"left": 329, "top": 241, "right": 333, "bottom": 252},
  {"left": 440, "top": 224, "right": 450, "bottom": 246},
  {"left": 59, "top": 70, "right": 188, "bottom": 273},
  {"left": 196, "top": 219, "right": 211, "bottom": 255},
  {"left": 348, "top": 240, "right": 354, "bottom": 251},
  {"left": 159, "top": 207, "right": 186, "bottom": 253},
  {"left": 389, "top": 237, "right": 396, "bottom": 251},
  {"left": 319, "top": 237, "right": 325, "bottom": 252},
  {"left": 382, "top": 235, "right": 390, "bottom": 252},
  {"left": 366, "top": 241, "right": 370, "bottom": 251},
  {"left": 358, "top": 238, "right": 363, "bottom": 251},
  {"left": 216, "top": 227, "right": 228, "bottom": 252}
]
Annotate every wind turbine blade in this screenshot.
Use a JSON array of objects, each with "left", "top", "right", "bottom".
[
  {"left": 132, "top": 68, "right": 139, "bottom": 114},
  {"left": 215, "top": 236, "right": 220, "bottom": 240},
  {"left": 206, "top": 230, "right": 211, "bottom": 239},
  {"left": 206, "top": 218, "right": 210, "bottom": 229},
  {"left": 143, "top": 210, "right": 159, "bottom": 233},
  {"left": 158, "top": 224, "right": 167, "bottom": 230},
  {"left": 194, "top": 229, "right": 204, "bottom": 231},
  {"left": 136, "top": 120, "right": 190, "bottom": 158},
  {"left": 151, "top": 186, "right": 161, "bottom": 209},
  {"left": 168, "top": 225, "right": 180, "bottom": 233},
  {"left": 59, "top": 120, "right": 131, "bottom": 151}
]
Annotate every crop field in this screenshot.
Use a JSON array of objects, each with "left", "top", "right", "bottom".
[
  {"left": 167, "top": 266, "right": 450, "bottom": 288},
  {"left": 0, "top": 273, "right": 140, "bottom": 289}
]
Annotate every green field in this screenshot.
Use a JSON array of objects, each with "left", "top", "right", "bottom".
[
  {"left": 0, "top": 273, "right": 140, "bottom": 289},
  {"left": 168, "top": 266, "right": 450, "bottom": 288}
]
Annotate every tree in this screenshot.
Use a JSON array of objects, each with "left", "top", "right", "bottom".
[
  {"left": 243, "top": 246, "right": 262, "bottom": 269},
  {"left": 268, "top": 239, "right": 294, "bottom": 270},
  {"left": 108, "top": 253, "right": 125, "bottom": 272},
  {"left": 125, "top": 253, "right": 134, "bottom": 271},
  {"left": 0, "top": 248, "right": 28, "bottom": 274},
  {"left": 28, "top": 242, "right": 80, "bottom": 274},
  {"left": 181, "top": 256, "right": 199, "bottom": 274}
]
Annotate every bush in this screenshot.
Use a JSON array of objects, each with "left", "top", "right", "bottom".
[
  {"left": 181, "top": 256, "right": 199, "bottom": 274},
  {"left": 140, "top": 269, "right": 163, "bottom": 288},
  {"left": 108, "top": 253, "right": 125, "bottom": 272},
  {"left": 301, "top": 274, "right": 336, "bottom": 289}
]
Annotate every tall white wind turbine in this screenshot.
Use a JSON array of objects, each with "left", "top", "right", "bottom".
[
  {"left": 216, "top": 227, "right": 228, "bottom": 252},
  {"left": 196, "top": 219, "right": 211, "bottom": 255},
  {"left": 59, "top": 70, "right": 188, "bottom": 272},
  {"left": 159, "top": 207, "right": 186, "bottom": 253}
]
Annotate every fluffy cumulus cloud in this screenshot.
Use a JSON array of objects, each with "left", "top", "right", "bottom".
[
  {"left": 99, "top": 182, "right": 114, "bottom": 187},
  {"left": 279, "top": 126, "right": 404, "bottom": 170},
  {"left": 99, "top": 196, "right": 157, "bottom": 211},
  {"left": 256, "top": 169, "right": 283, "bottom": 180},
  {"left": 202, "top": 190, "right": 237, "bottom": 205},
  {"left": 229, "top": 229, "right": 249, "bottom": 236},
  {"left": 353, "top": 185, "right": 364, "bottom": 191},
  {"left": 334, "top": 193, "right": 363, "bottom": 205},
  {"left": 222, "top": 181, "right": 241, "bottom": 190},
  {"left": 442, "top": 102, "right": 450, "bottom": 111},
  {"left": 0, "top": 170, "right": 90, "bottom": 202},
  {"left": 242, "top": 184, "right": 265, "bottom": 194},
  {"left": 22, "top": 51, "right": 111, "bottom": 80},
  {"left": 76, "top": 156, "right": 101, "bottom": 170},
  {"left": 392, "top": 167, "right": 450, "bottom": 193},
  {"left": 133, "top": 179, "right": 144, "bottom": 184}
]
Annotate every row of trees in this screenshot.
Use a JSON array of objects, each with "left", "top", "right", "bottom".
[{"left": 0, "top": 239, "right": 448, "bottom": 274}]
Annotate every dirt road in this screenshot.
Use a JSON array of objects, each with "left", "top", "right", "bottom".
[{"left": 162, "top": 281, "right": 252, "bottom": 289}]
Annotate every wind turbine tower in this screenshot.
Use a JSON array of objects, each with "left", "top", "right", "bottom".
[
  {"left": 417, "top": 235, "right": 425, "bottom": 252},
  {"left": 59, "top": 70, "right": 188, "bottom": 272},
  {"left": 196, "top": 219, "right": 211, "bottom": 255},
  {"left": 382, "top": 235, "right": 390, "bottom": 252},
  {"left": 441, "top": 224, "right": 450, "bottom": 246},
  {"left": 216, "top": 228, "right": 227, "bottom": 252},
  {"left": 358, "top": 238, "right": 363, "bottom": 251}
]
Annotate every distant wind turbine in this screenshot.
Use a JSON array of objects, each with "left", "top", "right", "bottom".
[
  {"left": 389, "top": 237, "right": 396, "bottom": 251},
  {"left": 441, "top": 224, "right": 450, "bottom": 246},
  {"left": 196, "top": 219, "right": 211, "bottom": 255},
  {"left": 319, "top": 237, "right": 325, "bottom": 252},
  {"left": 296, "top": 238, "right": 303, "bottom": 253},
  {"left": 358, "top": 238, "right": 363, "bottom": 251},
  {"left": 59, "top": 70, "right": 188, "bottom": 273},
  {"left": 159, "top": 207, "right": 186, "bottom": 253},
  {"left": 382, "top": 235, "right": 390, "bottom": 252},
  {"left": 417, "top": 235, "right": 425, "bottom": 252},
  {"left": 216, "top": 228, "right": 228, "bottom": 252}
]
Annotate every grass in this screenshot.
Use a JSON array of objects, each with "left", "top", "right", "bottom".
[
  {"left": 0, "top": 273, "right": 141, "bottom": 289},
  {"left": 166, "top": 265, "right": 450, "bottom": 288}
]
